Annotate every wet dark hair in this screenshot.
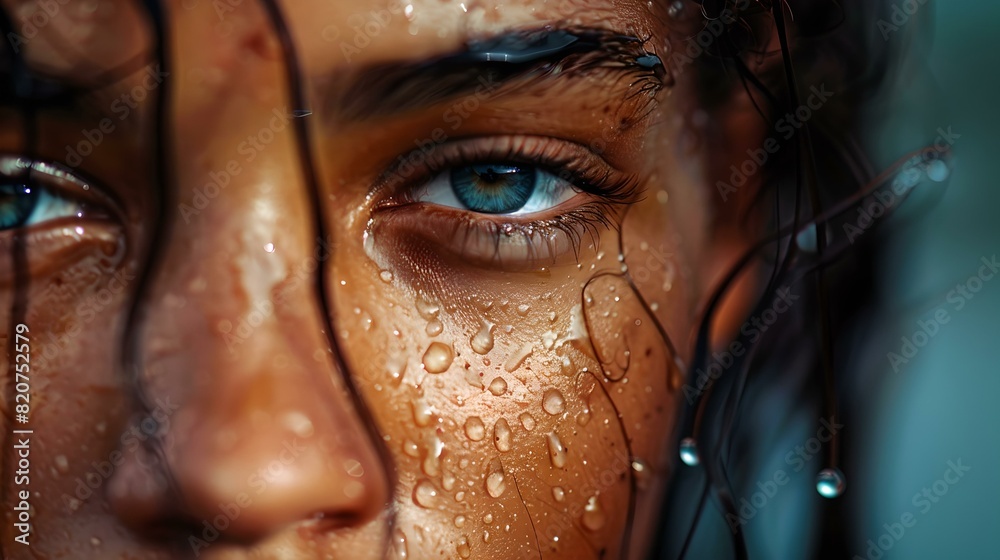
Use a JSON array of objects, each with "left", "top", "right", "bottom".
[
  {"left": 653, "top": 1, "right": 948, "bottom": 559},
  {"left": 0, "top": 0, "right": 946, "bottom": 559}
]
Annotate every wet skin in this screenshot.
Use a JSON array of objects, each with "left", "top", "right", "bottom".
[{"left": 0, "top": 0, "right": 760, "bottom": 558}]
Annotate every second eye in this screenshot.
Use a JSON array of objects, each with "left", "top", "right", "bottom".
[{"left": 416, "top": 163, "right": 578, "bottom": 216}]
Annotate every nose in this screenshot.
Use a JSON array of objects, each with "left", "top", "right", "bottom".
[{"left": 105, "top": 25, "right": 389, "bottom": 549}]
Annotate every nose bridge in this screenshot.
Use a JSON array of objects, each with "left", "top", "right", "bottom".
[{"left": 105, "top": 5, "right": 390, "bottom": 541}]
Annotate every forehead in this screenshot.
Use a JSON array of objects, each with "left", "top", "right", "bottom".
[{"left": 3, "top": 0, "right": 662, "bottom": 81}]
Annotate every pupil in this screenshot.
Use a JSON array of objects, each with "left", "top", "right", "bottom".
[
  {"left": 0, "top": 182, "right": 39, "bottom": 230},
  {"left": 451, "top": 164, "right": 537, "bottom": 214}
]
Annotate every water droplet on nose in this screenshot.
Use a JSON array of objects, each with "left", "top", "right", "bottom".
[
  {"left": 581, "top": 495, "right": 606, "bottom": 531},
  {"left": 816, "top": 467, "right": 847, "bottom": 498},
  {"left": 519, "top": 412, "right": 536, "bottom": 431},
  {"left": 486, "top": 466, "right": 507, "bottom": 498},
  {"left": 413, "top": 479, "right": 440, "bottom": 508},
  {"left": 391, "top": 528, "right": 408, "bottom": 559},
  {"left": 464, "top": 416, "right": 486, "bottom": 441},
  {"left": 425, "top": 319, "right": 443, "bottom": 337},
  {"left": 454, "top": 514, "right": 466, "bottom": 527},
  {"left": 547, "top": 432, "right": 568, "bottom": 468},
  {"left": 471, "top": 321, "right": 495, "bottom": 354},
  {"left": 380, "top": 270, "right": 394, "bottom": 283},
  {"left": 552, "top": 486, "right": 565, "bottom": 502},
  {"left": 54, "top": 455, "right": 69, "bottom": 474},
  {"left": 488, "top": 377, "right": 508, "bottom": 396},
  {"left": 263, "top": 242, "right": 275, "bottom": 253},
  {"left": 493, "top": 418, "right": 513, "bottom": 452},
  {"left": 542, "top": 389, "right": 566, "bottom": 415},
  {"left": 679, "top": 437, "right": 700, "bottom": 466},
  {"left": 483, "top": 513, "right": 494, "bottom": 524},
  {"left": 422, "top": 342, "right": 454, "bottom": 373},
  {"left": 575, "top": 407, "right": 592, "bottom": 426}
]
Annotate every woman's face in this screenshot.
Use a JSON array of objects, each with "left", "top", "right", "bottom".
[{"left": 1, "top": 0, "right": 730, "bottom": 558}]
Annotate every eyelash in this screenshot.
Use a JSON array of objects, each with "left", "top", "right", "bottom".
[{"left": 373, "top": 135, "right": 643, "bottom": 267}]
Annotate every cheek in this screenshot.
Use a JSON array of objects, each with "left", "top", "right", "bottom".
[{"left": 333, "top": 225, "right": 685, "bottom": 557}]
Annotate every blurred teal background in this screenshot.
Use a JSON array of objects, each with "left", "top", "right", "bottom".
[{"left": 858, "top": 0, "right": 1000, "bottom": 558}]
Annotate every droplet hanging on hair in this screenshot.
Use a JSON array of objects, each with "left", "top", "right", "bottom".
[
  {"left": 815, "top": 467, "right": 847, "bottom": 498},
  {"left": 679, "top": 437, "right": 700, "bottom": 466}
]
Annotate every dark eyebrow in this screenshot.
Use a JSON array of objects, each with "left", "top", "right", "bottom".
[{"left": 334, "top": 26, "right": 665, "bottom": 123}]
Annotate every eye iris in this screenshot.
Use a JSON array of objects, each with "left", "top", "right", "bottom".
[
  {"left": 451, "top": 164, "right": 536, "bottom": 214},
  {"left": 0, "top": 182, "right": 39, "bottom": 230}
]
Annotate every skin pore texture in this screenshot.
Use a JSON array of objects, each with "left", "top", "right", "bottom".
[{"left": 0, "top": 0, "right": 762, "bottom": 558}]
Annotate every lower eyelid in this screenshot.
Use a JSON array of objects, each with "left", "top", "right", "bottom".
[{"left": 0, "top": 219, "right": 125, "bottom": 286}]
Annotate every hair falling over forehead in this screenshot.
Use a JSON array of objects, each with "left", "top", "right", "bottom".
[{"left": 0, "top": 0, "right": 949, "bottom": 559}]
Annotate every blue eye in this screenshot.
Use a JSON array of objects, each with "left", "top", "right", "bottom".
[
  {"left": 418, "top": 163, "right": 577, "bottom": 216},
  {"left": 0, "top": 182, "right": 39, "bottom": 229},
  {"left": 0, "top": 171, "right": 87, "bottom": 231}
]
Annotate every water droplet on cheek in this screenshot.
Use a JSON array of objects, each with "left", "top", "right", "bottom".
[
  {"left": 55, "top": 455, "right": 69, "bottom": 474},
  {"left": 422, "top": 342, "right": 454, "bottom": 373},
  {"left": 542, "top": 389, "right": 565, "bottom": 415},
  {"left": 425, "top": 319, "right": 443, "bottom": 336},
  {"left": 486, "top": 462, "right": 507, "bottom": 498},
  {"left": 552, "top": 486, "right": 565, "bottom": 502},
  {"left": 581, "top": 495, "right": 606, "bottom": 531},
  {"left": 493, "top": 418, "right": 513, "bottom": 452},
  {"left": 519, "top": 412, "right": 536, "bottom": 431},
  {"left": 454, "top": 514, "right": 466, "bottom": 528},
  {"left": 380, "top": 270, "right": 394, "bottom": 283},
  {"left": 488, "top": 377, "right": 507, "bottom": 396},
  {"left": 547, "top": 432, "right": 567, "bottom": 468},
  {"left": 471, "top": 321, "right": 495, "bottom": 354},
  {"left": 412, "top": 398, "right": 434, "bottom": 427},
  {"left": 464, "top": 416, "right": 486, "bottom": 441},
  {"left": 391, "top": 528, "right": 408, "bottom": 558},
  {"left": 456, "top": 537, "right": 472, "bottom": 558},
  {"left": 413, "top": 479, "right": 440, "bottom": 508}
]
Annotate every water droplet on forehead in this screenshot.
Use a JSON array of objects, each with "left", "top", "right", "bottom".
[
  {"left": 542, "top": 389, "right": 566, "bottom": 415},
  {"left": 679, "top": 437, "right": 700, "bottom": 467},
  {"left": 816, "top": 468, "right": 847, "bottom": 498}
]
